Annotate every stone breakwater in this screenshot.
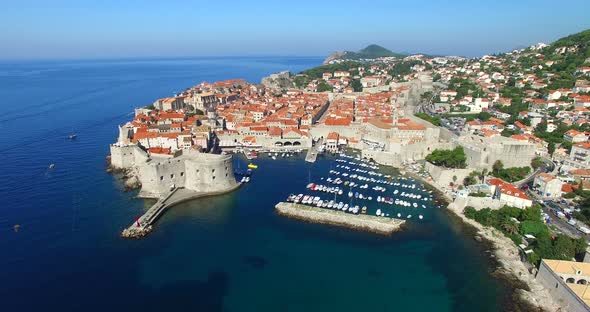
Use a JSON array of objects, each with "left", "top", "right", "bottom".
[{"left": 275, "top": 202, "right": 405, "bottom": 235}]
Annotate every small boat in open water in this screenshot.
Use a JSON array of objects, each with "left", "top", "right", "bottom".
[{"left": 248, "top": 163, "right": 258, "bottom": 169}]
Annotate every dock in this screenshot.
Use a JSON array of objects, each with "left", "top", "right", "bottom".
[
  {"left": 305, "top": 138, "right": 324, "bottom": 163},
  {"left": 275, "top": 202, "right": 405, "bottom": 235},
  {"left": 121, "top": 185, "right": 240, "bottom": 239}
]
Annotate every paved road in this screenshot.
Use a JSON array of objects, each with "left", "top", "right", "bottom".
[
  {"left": 541, "top": 204, "right": 583, "bottom": 239},
  {"left": 528, "top": 190, "right": 589, "bottom": 241}
]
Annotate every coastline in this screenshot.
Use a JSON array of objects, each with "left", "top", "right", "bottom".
[{"left": 403, "top": 167, "right": 560, "bottom": 311}]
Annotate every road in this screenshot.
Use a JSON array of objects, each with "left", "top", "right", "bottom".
[
  {"left": 542, "top": 204, "right": 583, "bottom": 239},
  {"left": 527, "top": 189, "right": 589, "bottom": 241}
]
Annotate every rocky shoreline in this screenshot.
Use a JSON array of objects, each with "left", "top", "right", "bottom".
[
  {"left": 105, "top": 156, "right": 142, "bottom": 191},
  {"left": 404, "top": 168, "right": 560, "bottom": 312},
  {"left": 275, "top": 202, "right": 405, "bottom": 235}
]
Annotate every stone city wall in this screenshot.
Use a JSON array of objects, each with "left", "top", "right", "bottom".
[
  {"left": 424, "top": 162, "right": 472, "bottom": 189},
  {"left": 536, "top": 261, "right": 590, "bottom": 312},
  {"left": 110, "top": 144, "right": 149, "bottom": 169},
  {"left": 128, "top": 150, "right": 238, "bottom": 198}
]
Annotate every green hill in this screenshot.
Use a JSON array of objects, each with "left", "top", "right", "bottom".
[
  {"left": 549, "top": 29, "right": 590, "bottom": 51},
  {"left": 543, "top": 29, "right": 590, "bottom": 72},
  {"left": 353, "top": 44, "right": 405, "bottom": 59},
  {"left": 323, "top": 44, "right": 406, "bottom": 64}
]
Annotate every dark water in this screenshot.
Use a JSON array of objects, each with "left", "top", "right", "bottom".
[{"left": 0, "top": 57, "right": 507, "bottom": 311}]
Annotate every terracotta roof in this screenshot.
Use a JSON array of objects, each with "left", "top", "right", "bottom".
[
  {"left": 561, "top": 184, "right": 575, "bottom": 193},
  {"left": 487, "top": 178, "right": 530, "bottom": 200},
  {"left": 570, "top": 169, "right": 590, "bottom": 177},
  {"left": 148, "top": 147, "right": 171, "bottom": 155},
  {"left": 327, "top": 132, "right": 339, "bottom": 140}
]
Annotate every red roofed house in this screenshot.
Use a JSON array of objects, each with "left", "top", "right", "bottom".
[
  {"left": 564, "top": 130, "right": 588, "bottom": 143},
  {"left": 486, "top": 178, "right": 532, "bottom": 208},
  {"left": 326, "top": 132, "right": 339, "bottom": 153},
  {"left": 513, "top": 121, "right": 531, "bottom": 134}
]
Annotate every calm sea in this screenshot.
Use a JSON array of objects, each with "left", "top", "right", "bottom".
[{"left": 0, "top": 57, "right": 509, "bottom": 311}]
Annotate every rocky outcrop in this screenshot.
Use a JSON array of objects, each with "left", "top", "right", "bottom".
[
  {"left": 323, "top": 51, "right": 347, "bottom": 64},
  {"left": 121, "top": 225, "right": 152, "bottom": 239},
  {"left": 124, "top": 175, "right": 141, "bottom": 190},
  {"left": 261, "top": 71, "right": 295, "bottom": 91}
]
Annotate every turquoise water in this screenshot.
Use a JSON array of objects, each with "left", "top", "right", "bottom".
[{"left": 0, "top": 57, "right": 509, "bottom": 311}]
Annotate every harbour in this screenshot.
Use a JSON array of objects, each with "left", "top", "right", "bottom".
[{"left": 0, "top": 58, "right": 516, "bottom": 312}]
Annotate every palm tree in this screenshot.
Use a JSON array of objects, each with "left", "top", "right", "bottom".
[{"left": 501, "top": 220, "right": 519, "bottom": 236}]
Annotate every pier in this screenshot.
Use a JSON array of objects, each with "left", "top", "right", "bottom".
[
  {"left": 275, "top": 202, "right": 405, "bottom": 235},
  {"left": 121, "top": 185, "right": 241, "bottom": 238},
  {"left": 305, "top": 138, "right": 324, "bottom": 163}
]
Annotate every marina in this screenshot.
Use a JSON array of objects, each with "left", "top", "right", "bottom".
[{"left": 273, "top": 152, "right": 438, "bottom": 230}]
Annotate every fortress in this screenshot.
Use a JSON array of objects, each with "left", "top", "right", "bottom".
[{"left": 110, "top": 126, "right": 239, "bottom": 198}]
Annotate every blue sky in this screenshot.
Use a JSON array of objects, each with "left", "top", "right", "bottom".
[{"left": 2, "top": 0, "right": 590, "bottom": 59}]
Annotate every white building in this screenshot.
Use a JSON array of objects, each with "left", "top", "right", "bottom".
[
  {"left": 533, "top": 173, "right": 564, "bottom": 198},
  {"left": 487, "top": 178, "right": 532, "bottom": 208}
]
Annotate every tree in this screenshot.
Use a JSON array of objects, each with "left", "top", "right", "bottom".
[
  {"left": 477, "top": 111, "right": 492, "bottom": 121},
  {"left": 493, "top": 160, "right": 504, "bottom": 174},
  {"left": 294, "top": 75, "right": 310, "bottom": 88},
  {"left": 520, "top": 220, "right": 549, "bottom": 237},
  {"left": 351, "top": 79, "right": 363, "bottom": 92},
  {"left": 463, "top": 175, "right": 477, "bottom": 186},
  {"left": 553, "top": 235, "right": 577, "bottom": 259},
  {"left": 535, "top": 119, "right": 548, "bottom": 133},
  {"left": 522, "top": 117, "right": 531, "bottom": 126},
  {"left": 501, "top": 220, "right": 520, "bottom": 236},
  {"left": 548, "top": 142, "right": 556, "bottom": 155},
  {"left": 531, "top": 157, "right": 543, "bottom": 170},
  {"left": 316, "top": 81, "right": 332, "bottom": 92},
  {"left": 425, "top": 147, "right": 467, "bottom": 168}
]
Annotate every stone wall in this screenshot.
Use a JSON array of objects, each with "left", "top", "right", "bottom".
[
  {"left": 110, "top": 144, "right": 238, "bottom": 198},
  {"left": 136, "top": 151, "right": 238, "bottom": 197},
  {"left": 217, "top": 133, "right": 312, "bottom": 148},
  {"left": 184, "top": 154, "right": 237, "bottom": 193},
  {"left": 457, "top": 135, "right": 536, "bottom": 170},
  {"left": 452, "top": 196, "right": 504, "bottom": 211},
  {"left": 536, "top": 261, "right": 590, "bottom": 312},
  {"left": 110, "top": 144, "right": 149, "bottom": 169},
  {"left": 424, "top": 162, "right": 472, "bottom": 189}
]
